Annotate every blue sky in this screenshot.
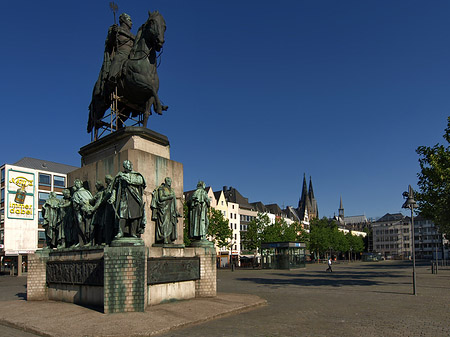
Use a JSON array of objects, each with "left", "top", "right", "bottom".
[{"left": 1, "top": 1, "right": 448, "bottom": 219}]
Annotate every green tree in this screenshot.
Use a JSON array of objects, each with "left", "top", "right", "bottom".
[
  {"left": 262, "top": 218, "right": 309, "bottom": 243},
  {"left": 333, "top": 228, "right": 349, "bottom": 254},
  {"left": 345, "top": 232, "right": 365, "bottom": 261},
  {"left": 292, "top": 221, "right": 310, "bottom": 243},
  {"left": 416, "top": 116, "right": 450, "bottom": 235},
  {"left": 309, "top": 217, "right": 333, "bottom": 259},
  {"left": 207, "top": 208, "right": 233, "bottom": 249},
  {"left": 241, "top": 212, "right": 270, "bottom": 255}
]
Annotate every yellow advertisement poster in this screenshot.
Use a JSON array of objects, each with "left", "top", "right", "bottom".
[{"left": 7, "top": 169, "right": 35, "bottom": 220}]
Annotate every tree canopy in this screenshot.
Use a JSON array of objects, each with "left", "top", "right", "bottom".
[
  {"left": 207, "top": 208, "right": 233, "bottom": 248},
  {"left": 416, "top": 116, "right": 450, "bottom": 235},
  {"left": 241, "top": 213, "right": 270, "bottom": 255},
  {"left": 241, "top": 213, "right": 309, "bottom": 255},
  {"left": 309, "top": 217, "right": 365, "bottom": 259}
]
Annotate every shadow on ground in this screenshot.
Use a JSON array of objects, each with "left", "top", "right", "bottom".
[{"left": 234, "top": 266, "right": 410, "bottom": 289}]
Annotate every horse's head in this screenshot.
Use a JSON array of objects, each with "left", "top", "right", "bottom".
[{"left": 143, "top": 10, "right": 166, "bottom": 52}]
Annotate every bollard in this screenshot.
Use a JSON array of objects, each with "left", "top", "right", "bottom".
[
  {"left": 431, "top": 261, "right": 434, "bottom": 274},
  {"left": 231, "top": 263, "right": 235, "bottom": 272}
]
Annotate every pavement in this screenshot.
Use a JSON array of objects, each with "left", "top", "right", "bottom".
[{"left": 0, "top": 260, "right": 449, "bottom": 337}]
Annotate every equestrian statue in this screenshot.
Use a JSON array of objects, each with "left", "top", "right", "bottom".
[{"left": 88, "top": 9, "right": 167, "bottom": 139}]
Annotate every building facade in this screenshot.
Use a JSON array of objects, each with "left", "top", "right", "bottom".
[
  {"left": 414, "top": 215, "right": 448, "bottom": 260},
  {"left": 0, "top": 157, "right": 77, "bottom": 273},
  {"left": 372, "top": 213, "right": 412, "bottom": 259}
]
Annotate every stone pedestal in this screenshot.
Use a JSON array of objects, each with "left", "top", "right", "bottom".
[
  {"left": 104, "top": 244, "right": 146, "bottom": 313},
  {"left": 192, "top": 246, "right": 217, "bottom": 297},
  {"left": 68, "top": 127, "right": 184, "bottom": 248},
  {"left": 27, "top": 250, "right": 49, "bottom": 300}
]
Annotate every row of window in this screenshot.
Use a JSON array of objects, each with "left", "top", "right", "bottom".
[
  {"left": 415, "top": 235, "right": 440, "bottom": 241},
  {"left": 415, "top": 227, "right": 438, "bottom": 233},
  {"left": 376, "top": 243, "right": 410, "bottom": 249},
  {"left": 416, "top": 243, "right": 442, "bottom": 249},
  {"left": 375, "top": 236, "right": 410, "bottom": 242},
  {"left": 375, "top": 228, "right": 409, "bottom": 235},
  {"left": 240, "top": 215, "right": 255, "bottom": 222},
  {"left": 39, "top": 173, "right": 65, "bottom": 188},
  {"left": 0, "top": 168, "right": 4, "bottom": 183}
]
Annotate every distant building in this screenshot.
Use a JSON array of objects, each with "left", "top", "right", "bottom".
[
  {"left": 333, "top": 197, "right": 369, "bottom": 238},
  {"left": 414, "top": 215, "right": 448, "bottom": 260},
  {"left": 372, "top": 213, "right": 412, "bottom": 259},
  {"left": 0, "top": 157, "right": 78, "bottom": 273}
]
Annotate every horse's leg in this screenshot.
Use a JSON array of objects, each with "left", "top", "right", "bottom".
[
  {"left": 152, "top": 93, "right": 165, "bottom": 115},
  {"left": 143, "top": 97, "right": 154, "bottom": 127}
]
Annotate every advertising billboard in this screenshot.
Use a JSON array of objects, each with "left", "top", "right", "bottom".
[{"left": 7, "top": 169, "right": 35, "bottom": 220}]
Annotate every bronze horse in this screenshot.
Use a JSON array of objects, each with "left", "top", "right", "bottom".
[{"left": 88, "top": 11, "right": 167, "bottom": 137}]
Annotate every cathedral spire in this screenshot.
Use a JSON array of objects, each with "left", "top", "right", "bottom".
[
  {"left": 339, "top": 196, "right": 344, "bottom": 219},
  {"left": 298, "top": 173, "right": 308, "bottom": 209},
  {"left": 297, "top": 173, "right": 318, "bottom": 221},
  {"left": 308, "top": 176, "right": 315, "bottom": 199}
]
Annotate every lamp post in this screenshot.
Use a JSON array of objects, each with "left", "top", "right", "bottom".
[{"left": 402, "top": 185, "right": 417, "bottom": 295}]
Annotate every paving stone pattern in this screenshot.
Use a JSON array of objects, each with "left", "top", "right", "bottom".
[
  {"left": 1, "top": 260, "right": 449, "bottom": 336},
  {"left": 161, "top": 261, "right": 450, "bottom": 337}
]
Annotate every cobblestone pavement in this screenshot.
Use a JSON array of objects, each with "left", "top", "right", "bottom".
[
  {"left": 0, "top": 275, "right": 38, "bottom": 337},
  {"left": 161, "top": 261, "right": 450, "bottom": 337},
  {"left": 1, "top": 261, "right": 449, "bottom": 336}
]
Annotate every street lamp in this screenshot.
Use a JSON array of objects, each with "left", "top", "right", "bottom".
[{"left": 402, "top": 185, "right": 417, "bottom": 295}]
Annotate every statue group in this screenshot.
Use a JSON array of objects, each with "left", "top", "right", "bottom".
[
  {"left": 43, "top": 160, "right": 148, "bottom": 248},
  {"left": 88, "top": 10, "right": 168, "bottom": 139},
  {"left": 42, "top": 160, "right": 212, "bottom": 249}
]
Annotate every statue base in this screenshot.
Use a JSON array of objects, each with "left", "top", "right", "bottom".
[
  {"left": 190, "top": 239, "right": 214, "bottom": 248},
  {"left": 152, "top": 243, "right": 185, "bottom": 248},
  {"left": 110, "top": 237, "right": 144, "bottom": 247}
]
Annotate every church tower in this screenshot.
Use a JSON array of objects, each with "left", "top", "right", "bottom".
[
  {"left": 297, "top": 174, "right": 318, "bottom": 222},
  {"left": 338, "top": 196, "right": 344, "bottom": 221}
]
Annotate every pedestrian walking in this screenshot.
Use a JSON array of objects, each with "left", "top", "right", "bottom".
[{"left": 326, "top": 257, "right": 333, "bottom": 272}]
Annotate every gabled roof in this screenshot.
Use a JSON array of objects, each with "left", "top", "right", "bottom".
[
  {"left": 265, "top": 203, "right": 282, "bottom": 216},
  {"left": 283, "top": 206, "right": 300, "bottom": 222},
  {"left": 376, "top": 213, "right": 405, "bottom": 222},
  {"left": 250, "top": 201, "right": 266, "bottom": 213},
  {"left": 344, "top": 215, "right": 368, "bottom": 224},
  {"left": 13, "top": 157, "right": 78, "bottom": 175},
  {"left": 222, "top": 186, "right": 254, "bottom": 210},
  {"left": 213, "top": 190, "right": 224, "bottom": 201}
]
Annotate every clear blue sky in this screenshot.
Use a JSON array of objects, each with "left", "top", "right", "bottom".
[{"left": 1, "top": 1, "right": 448, "bottom": 220}]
